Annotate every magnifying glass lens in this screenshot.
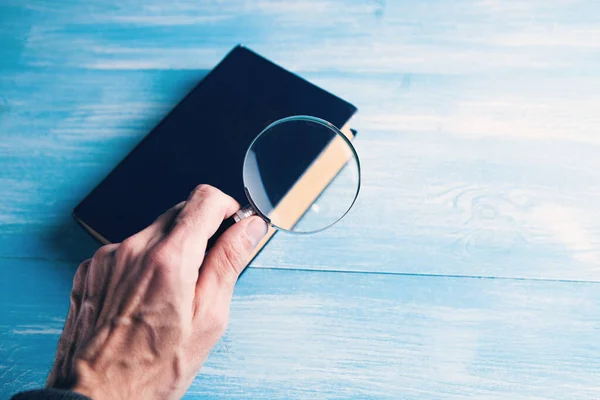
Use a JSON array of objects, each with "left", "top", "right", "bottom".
[{"left": 242, "top": 116, "right": 360, "bottom": 234}]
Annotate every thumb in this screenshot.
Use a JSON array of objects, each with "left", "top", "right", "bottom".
[{"left": 197, "top": 216, "right": 268, "bottom": 300}]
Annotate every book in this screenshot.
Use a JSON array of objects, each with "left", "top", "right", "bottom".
[{"left": 73, "top": 45, "right": 358, "bottom": 261}]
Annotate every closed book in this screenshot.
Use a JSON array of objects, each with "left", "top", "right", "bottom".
[{"left": 73, "top": 45, "right": 357, "bottom": 261}]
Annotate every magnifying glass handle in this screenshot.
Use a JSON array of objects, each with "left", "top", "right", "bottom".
[
  {"left": 206, "top": 205, "right": 257, "bottom": 250},
  {"left": 233, "top": 204, "right": 257, "bottom": 222}
]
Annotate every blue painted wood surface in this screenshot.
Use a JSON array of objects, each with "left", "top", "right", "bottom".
[{"left": 1, "top": 1, "right": 600, "bottom": 398}]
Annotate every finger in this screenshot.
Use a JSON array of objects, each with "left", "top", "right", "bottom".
[
  {"left": 48, "top": 259, "right": 91, "bottom": 387},
  {"left": 84, "top": 244, "right": 121, "bottom": 328},
  {"left": 105, "top": 202, "right": 184, "bottom": 303},
  {"left": 159, "top": 185, "right": 240, "bottom": 275},
  {"left": 195, "top": 216, "right": 267, "bottom": 311},
  {"left": 71, "top": 259, "right": 91, "bottom": 314},
  {"left": 129, "top": 201, "right": 186, "bottom": 247},
  {"left": 64, "top": 259, "right": 92, "bottom": 339},
  {"left": 82, "top": 244, "right": 118, "bottom": 332},
  {"left": 76, "top": 256, "right": 109, "bottom": 347}
]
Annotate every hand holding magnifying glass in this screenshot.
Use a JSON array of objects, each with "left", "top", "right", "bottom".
[
  {"left": 40, "top": 115, "right": 360, "bottom": 400},
  {"left": 215, "top": 115, "right": 361, "bottom": 240}
]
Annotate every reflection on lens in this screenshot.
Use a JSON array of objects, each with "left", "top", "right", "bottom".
[{"left": 242, "top": 116, "right": 360, "bottom": 234}]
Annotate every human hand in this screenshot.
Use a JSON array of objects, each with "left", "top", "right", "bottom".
[{"left": 46, "top": 185, "right": 268, "bottom": 399}]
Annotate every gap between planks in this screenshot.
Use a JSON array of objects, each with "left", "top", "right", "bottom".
[{"left": 2, "top": 255, "right": 599, "bottom": 285}]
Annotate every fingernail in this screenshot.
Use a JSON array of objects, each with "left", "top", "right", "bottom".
[{"left": 246, "top": 217, "right": 268, "bottom": 247}]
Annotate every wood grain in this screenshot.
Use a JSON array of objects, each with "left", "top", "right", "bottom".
[
  {"left": 2, "top": 0, "right": 599, "bottom": 279},
  {"left": 1, "top": 260, "right": 599, "bottom": 399},
  {"left": 2, "top": 0, "right": 600, "bottom": 398}
]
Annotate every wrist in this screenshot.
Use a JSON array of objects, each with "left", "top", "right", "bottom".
[
  {"left": 71, "top": 385, "right": 98, "bottom": 400},
  {"left": 69, "top": 362, "right": 114, "bottom": 400}
]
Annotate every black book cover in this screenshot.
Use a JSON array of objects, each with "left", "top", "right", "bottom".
[{"left": 73, "top": 45, "right": 357, "bottom": 251}]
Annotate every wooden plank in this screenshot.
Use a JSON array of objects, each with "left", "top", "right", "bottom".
[
  {"left": 3, "top": 1, "right": 600, "bottom": 399},
  {"left": 1, "top": 260, "right": 599, "bottom": 399},
  {"left": 2, "top": 1, "right": 600, "bottom": 280}
]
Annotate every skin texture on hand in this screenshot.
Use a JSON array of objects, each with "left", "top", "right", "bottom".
[{"left": 46, "top": 185, "right": 268, "bottom": 400}]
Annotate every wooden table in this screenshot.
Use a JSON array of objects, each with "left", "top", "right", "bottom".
[{"left": 2, "top": 1, "right": 599, "bottom": 398}]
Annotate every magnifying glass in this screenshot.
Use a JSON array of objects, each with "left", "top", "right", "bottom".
[{"left": 212, "top": 115, "right": 361, "bottom": 243}]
